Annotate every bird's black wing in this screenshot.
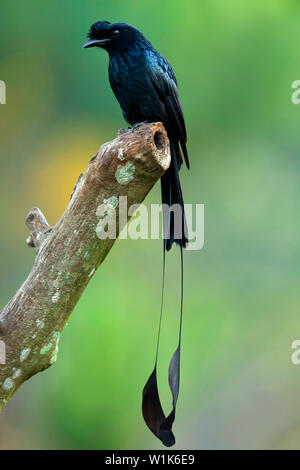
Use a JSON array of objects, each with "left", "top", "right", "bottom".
[{"left": 146, "top": 51, "right": 190, "bottom": 169}]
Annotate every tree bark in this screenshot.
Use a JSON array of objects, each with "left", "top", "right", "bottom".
[{"left": 0, "top": 122, "right": 170, "bottom": 409}]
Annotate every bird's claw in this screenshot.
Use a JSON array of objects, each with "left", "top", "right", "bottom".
[{"left": 129, "top": 121, "right": 150, "bottom": 131}]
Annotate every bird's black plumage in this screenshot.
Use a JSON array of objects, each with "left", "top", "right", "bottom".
[
  {"left": 83, "top": 21, "right": 189, "bottom": 250},
  {"left": 83, "top": 21, "right": 190, "bottom": 447}
]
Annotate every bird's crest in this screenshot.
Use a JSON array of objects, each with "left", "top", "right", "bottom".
[{"left": 88, "top": 21, "right": 111, "bottom": 40}]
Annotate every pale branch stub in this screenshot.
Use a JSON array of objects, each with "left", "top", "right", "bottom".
[{"left": 0, "top": 122, "right": 170, "bottom": 410}]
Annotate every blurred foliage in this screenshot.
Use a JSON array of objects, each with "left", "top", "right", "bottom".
[{"left": 0, "top": 0, "right": 299, "bottom": 450}]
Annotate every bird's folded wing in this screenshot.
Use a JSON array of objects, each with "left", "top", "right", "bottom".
[{"left": 147, "top": 56, "right": 190, "bottom": 169}]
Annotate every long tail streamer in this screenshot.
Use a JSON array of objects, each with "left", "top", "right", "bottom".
[{"left": 142, "top": 244, "right": 184, "bottom": 447}]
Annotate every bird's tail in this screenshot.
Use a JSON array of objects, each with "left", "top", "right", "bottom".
[
  {"left": 161, "top": 139, "right": 188, "bottom": 251},
  {"left": 142, "top": 139, "right": 188, "bottom": 446}
]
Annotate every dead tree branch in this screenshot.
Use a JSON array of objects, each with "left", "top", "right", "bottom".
[{"left": 0, "top": 122, "right": 170, "bottom": 409}]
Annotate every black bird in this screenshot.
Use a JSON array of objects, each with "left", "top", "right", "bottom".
[{"left": 83, "top": 21, "right": 190, "bottom": 447}]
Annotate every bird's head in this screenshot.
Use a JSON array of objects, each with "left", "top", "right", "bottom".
[{"left": 83, "top": 21, "right": 139, "bottom": 53}]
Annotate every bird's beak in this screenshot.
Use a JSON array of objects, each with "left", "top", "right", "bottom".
[{"left": 82, "top": 39, "right": 110, "bottom": 49}]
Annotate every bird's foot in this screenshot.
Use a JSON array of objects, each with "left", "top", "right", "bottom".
[{"left": 129, "top": 121, "right": 150, "bottom": 131}]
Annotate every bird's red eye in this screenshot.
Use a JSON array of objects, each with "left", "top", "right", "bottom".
[{"left": 111, "top": 29, "right": 120, "bottom": 38}]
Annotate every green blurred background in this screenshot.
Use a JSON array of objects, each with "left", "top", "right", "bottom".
[{"left": 0, "top": 0, "right": 299, "bottom": 450}]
